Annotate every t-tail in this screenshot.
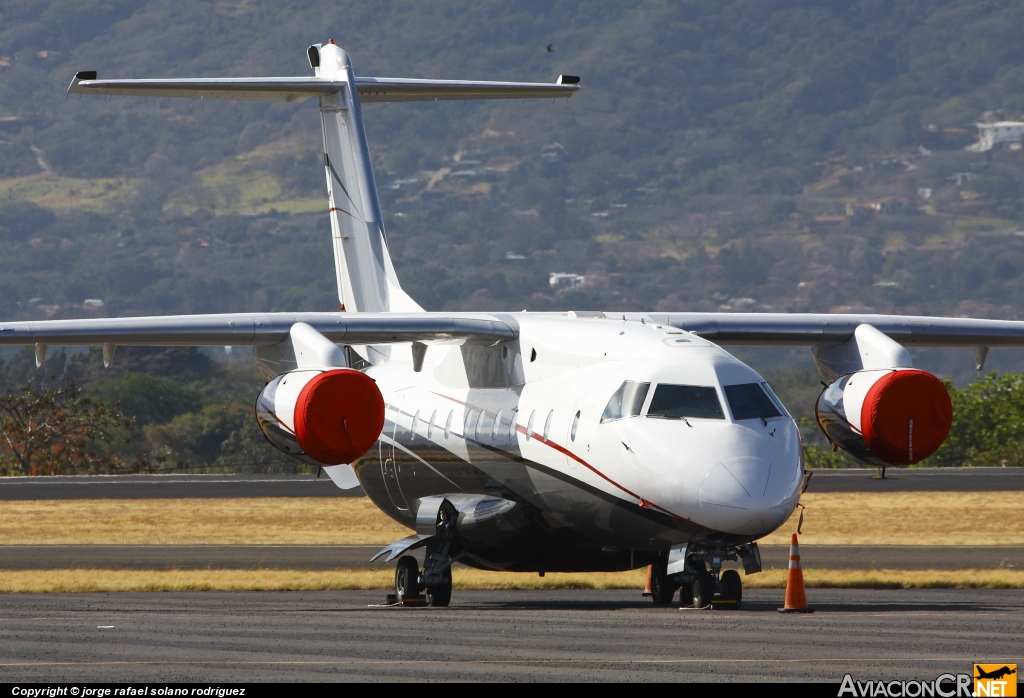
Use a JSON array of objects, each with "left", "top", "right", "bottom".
[{"left": 68, "top": 42, "right": 581, "bottom": 313}]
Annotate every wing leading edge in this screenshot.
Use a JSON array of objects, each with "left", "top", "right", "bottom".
[
  {"left": 628, "top": 312, "right": 1024, "bottom": 348},
  {"left": 6, "top": 310, "right": 1024, "bottom": 349},
  {"left": 0, "top": 312, "right": 516, "bottom": 347}
]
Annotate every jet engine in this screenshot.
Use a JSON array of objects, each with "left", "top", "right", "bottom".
[
  {"left": 255, "top": 368, "right": 385, "bottom": 466},
  {"left": 815, "top": 368, "right": 952, "bottom": 466}
]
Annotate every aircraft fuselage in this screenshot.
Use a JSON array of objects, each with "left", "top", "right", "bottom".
[{"left": 353, "top": 314, "right": 804, "bottom": 572}]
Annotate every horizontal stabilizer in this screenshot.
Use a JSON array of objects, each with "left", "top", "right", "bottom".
[
  {"left": 355, "top": 76, "right": 580, "bottom": 102},
  {"left": 68, "top": 73, "right": 580, "bottom": 103}
]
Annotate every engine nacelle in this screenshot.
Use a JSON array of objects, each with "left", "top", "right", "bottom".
[
  {"left": 255, "top": 368, "right": 385, "bottom": 466},
  {"left": 815, "top": 368, "right": 952, "bottom": 466}
]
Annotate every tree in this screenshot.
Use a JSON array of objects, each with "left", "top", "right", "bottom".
[
  {"left": 0, "top": 378, "right": 131, "bottom": 475},
  {"left": 91, "top": 372, "right": 202, "bottom": 426}
]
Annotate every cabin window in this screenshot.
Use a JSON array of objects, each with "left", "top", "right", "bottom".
[
  {"left": 647, "top": 385, "right": 725, "bottom": 420},
  {"left": 570, "top": 410, "right": 581, "bottom": 441},
  {"left": 444, "top": 409, "right": 454, "bottom": 439},
  {"left": 427, "top": 409, "right": 437, "bottom": 440},
  {"left": 543, "top": 410, "right": 554, "bottom": 440},
  {"left": 600, "top": 381, "right": 650, "bottom": 423},
  {"left": 526, "top": 409, "right": 536, "bottom": 440},
  {"left": 493, "top": 410, "right": 504, "bottom": 440},
  {"left": 723, "top": 383, "right": 782, "bottom": 421},
  {"left": 411, "top": 410, "right": 420, "bottom": 441}
]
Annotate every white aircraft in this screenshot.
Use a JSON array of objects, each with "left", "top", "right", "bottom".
[{"left": 4, "top": 42, "right": 1024, "bottom": 608}]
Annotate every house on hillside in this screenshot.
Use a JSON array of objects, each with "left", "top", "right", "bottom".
[
  {"left": 967, "top": 122, "right": 1024, "bottom": 152},
  {"left": 845, "top": 197, "right": 906, "bottom": 218}
]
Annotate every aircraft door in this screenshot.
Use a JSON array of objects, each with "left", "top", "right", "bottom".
[{"left": 380, "top": 393, "right": 410, "bottom": 510}]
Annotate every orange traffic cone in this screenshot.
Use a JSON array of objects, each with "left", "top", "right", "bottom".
[
  {"left": 642, "top": 564, "right": 653, "bottom": 596},
  {"left": 778, "top": 533, "right": 814, "bottom": 613}
]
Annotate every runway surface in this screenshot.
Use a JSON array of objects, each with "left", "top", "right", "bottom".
[
  {"left": 0, "top": 589, "right": 1020, "bottom": 682},
  {"left": 1, "top": 544, "right": 1020, "bottom": 570},
  {"left": 0, "top": 467, "right": 1021, "bottom": 500}
]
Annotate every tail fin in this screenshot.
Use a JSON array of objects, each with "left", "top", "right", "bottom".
[
  {"left": 68, "top": 45, "right": 580, "bottom": 313},
  {"left": 315, "top": 42, "right": 417, "bottom": 313}
]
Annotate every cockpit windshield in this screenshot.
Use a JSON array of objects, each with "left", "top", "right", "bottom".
[
  {"left": 723, "top": 383, "right": 783, "bottom": 421},
  {"left": 601, "top": 381, "right": 650, "bottom": 422},
  {"left": 646, "top": 384, "right": 725, "bottom": 420}
]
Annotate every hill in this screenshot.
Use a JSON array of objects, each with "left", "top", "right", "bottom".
[{"left": 4, "top": 0, "right": 1024, "bottom": 467}]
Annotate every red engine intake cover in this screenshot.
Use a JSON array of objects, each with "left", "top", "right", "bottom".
[
  {"left": 860, "top": 369, "right": 952, "bottom": 465},
  {"left": 292, "top": 369, "right": 385, "bottom": 465}
]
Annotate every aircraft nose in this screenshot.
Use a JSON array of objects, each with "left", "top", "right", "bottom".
[{"left": 698, "top": 455, "right": 800, "bottom": 535}]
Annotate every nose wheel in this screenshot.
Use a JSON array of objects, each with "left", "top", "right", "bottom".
[
  {"left": 648, "top": 560, "right": 677, "bottom": 605},
  {"left": 653, "top": 546, "right": 750, "bottom": 610}
]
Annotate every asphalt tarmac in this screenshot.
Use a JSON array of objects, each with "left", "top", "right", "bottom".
[
  {"left": 0, "top": 589, "right": 1020, "bottom": 682},
  {"left": 1, "top": 544, "right": 1020, "bottom": 571},
  {"left": 0, "top": 467, "right": 1021, "bottom": 500}
]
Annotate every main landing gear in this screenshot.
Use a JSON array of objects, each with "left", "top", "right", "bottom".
[
  {"left": 648, "top": 543, "right": 758, "bottom": 610},
  {"left": 393, "top": 500, "right": 458, "bottom": 607}
]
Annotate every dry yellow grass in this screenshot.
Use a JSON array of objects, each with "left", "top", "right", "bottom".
[
  {"left": 0, "top": 498, "right": 410, "bottom": 545},
  {"left": 0, "top": 568, "right": 1022, "bottom": 593},
  {"left": 4, "top": 492, "right": 1024, "bottom": 547},
  {"left": 760, "top": 491, "right": 1024, "bottom": 546}
]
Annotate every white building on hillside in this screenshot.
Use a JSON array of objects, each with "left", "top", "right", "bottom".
[{"left": 967, "top": 122, "right": 1024, "bottom": 152}]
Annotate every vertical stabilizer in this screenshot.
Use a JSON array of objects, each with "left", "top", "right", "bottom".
[{"left": 316, "top": 43, "right": 421, "bottom": 313}]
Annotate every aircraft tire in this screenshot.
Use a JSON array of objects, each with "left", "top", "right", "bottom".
[
  {"left": 426, "top": 567, "right": 452, "bottom": 607},
  {"left": 649, "top": 561, "right": 676, "bottom": 606},
  {"left": 395, "top": 556, "right": 421, "bottom": 600},
  {"left": 691, "top": 572, "right": 714, "bottom": 609},
  {"left": 721, "top": 569, "right": 742, "bottom": 610},
  {"left": 678, "top": 581, "right": 693, "bottom": 608}
]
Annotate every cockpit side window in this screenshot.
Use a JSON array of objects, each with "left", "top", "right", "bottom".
[
  {"left": 646, "top": 385, "right": 725, "bottom": 420},
  {"left": 600, "top": 381, "right": 650, "bottom": 423},
  {"left": 724, "top": 383, "right": 783, "bottom": 421},
  {"left": 760, "top": 381, "right": 791, "bottom": 418}
]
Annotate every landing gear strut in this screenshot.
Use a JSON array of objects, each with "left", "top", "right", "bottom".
[{"left": 419, "top": 499, "right": 458, "bottom": 607}]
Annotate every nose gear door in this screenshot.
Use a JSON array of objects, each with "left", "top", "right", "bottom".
[{"left": 380, "top": 392, "right": 410, "bottom": 510}]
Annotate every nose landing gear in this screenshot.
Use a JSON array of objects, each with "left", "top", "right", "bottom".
[{"left": 648, "top": 543, "right": 758, "bottom": 610}]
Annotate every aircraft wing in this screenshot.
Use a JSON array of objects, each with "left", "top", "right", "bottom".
[
  {"left": 626, "top": 312, "right": 1024, "bottom": 347},
  {"left": 66, "top": 73, "right": 580, "bottom": 103},
  {"left": 0, "top": 312, "right": 516, "bottom": 347}
]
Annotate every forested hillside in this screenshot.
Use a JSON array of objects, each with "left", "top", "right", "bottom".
[{"left": 4, "top": 0, "right": 1024, "bottom": 469}]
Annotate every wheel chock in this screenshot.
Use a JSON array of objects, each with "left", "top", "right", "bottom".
[{"left": 385, "top": 593, "right": 428, "bottom": 607}]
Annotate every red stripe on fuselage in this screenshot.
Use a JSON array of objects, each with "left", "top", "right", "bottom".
[{"left": 428, "top": 391, "right": 694, "bottom": 525}]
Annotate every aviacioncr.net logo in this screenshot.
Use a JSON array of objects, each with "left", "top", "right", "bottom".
[{"left": 839, "top": 674, "right": 973, "bottom": 697}]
